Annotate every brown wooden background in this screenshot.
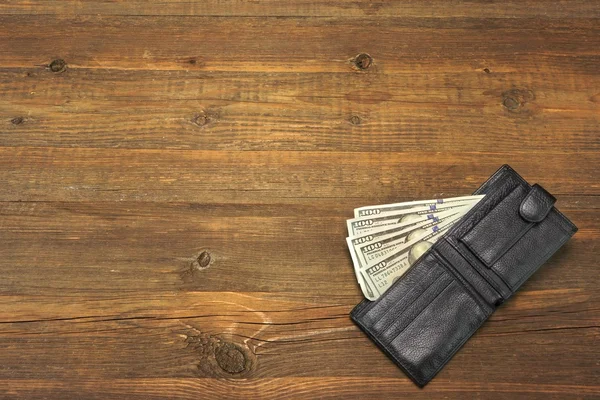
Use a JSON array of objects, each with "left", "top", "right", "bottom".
[{"left": 1, "top": 1, "right": 599, "bottom": 399}]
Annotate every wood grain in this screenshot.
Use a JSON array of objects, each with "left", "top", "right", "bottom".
[
  {"left": 1, "top": 16, "right": 599, "bottom": 73},
  {"left": 1, "top": 69, "right": 599, "bottom": 152},
  {"left": 1, "top": 289, "right": 598, "bottom": 381},
  {"left": 1, "top": 149, "right": 598, "bottom": 204},
  {"left": 0, "top": 201, "right": 596, "bottom": 297},
  {"left": 1, "top": 1, "right": 599, "bottom": 399},
  {"left": 1, "top": 0, "right": 599, "bottom": 18}
]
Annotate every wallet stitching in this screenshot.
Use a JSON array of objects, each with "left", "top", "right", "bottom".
[
  {"left": 364, "top": 280, "right": 458, "bottom": 386},
  {"left": 403, "top": 173, "right": 519, "bottom": 307},
  {"left": 389, "top": 280, "right": 487, "bottom": 386},
  {"left": 452, "top": 175, "right": 521, "bottom": 240},
  {"left": 487, "top": 212, "right": 576, "bottom": 291},
  {"left": 520, "top": 188, "right": 539, "bottom": 222},
  {"left": 463, "top": 222, "right": 534, "bottom": 268},
  {"left": 373, "top": 266, "right": 444, "bottom": 333},
  {"left": 461, "top": 183, "right": 530, "bottom": 267},
  {"left": 352, "top": 166, "right": 519, "bottom": 318},
  {"left": 472, "top": 164, "right": 512, "bottom": 196},
  {"left": 498, "top": 226, "right": 574, "bottom": 291},
  {"left": 386, "top": 278, "right": 455, "bottom": 345},
  {"left": 547, "top": 210, "right": 577, "bottom": 236},
  {"left": 380, "top": 272, "right": 449, "bottom": 338},
  {"left": 350, "top": 301, "right": 370, "bottom": 319},
  {"left": 432, "top": 249, "right": 493, "bottom": 314},
  {"left": 549, "top": 207, "right": 578, "bottom": 234},
  {"left": 448, "top": 238, "right": 512, "bottom": 301},
  {"left": 520, "top": 186, "right": 555, "bottom": 223},
  {"left": 351, "top": 313, "right": 426, "bottom": 386},
  {"left": 491, "top": 166, "right": 576, "bottom": 233},
  {"left": 359, "top": 254, "right": 441, "bottom": 322},
  {"left": 461, "top": 239, "right": 492, "bottom": 267},
  {"left": 481, "top": 221, "right": 534, "bottom": 290},
  {"left": 418, "top": 300, "right": 487, "bottom": 385},
  {"left": 352, "top": 167, "right": 520, "bottom": 320}
]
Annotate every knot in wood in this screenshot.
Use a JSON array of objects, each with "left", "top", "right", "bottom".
[
  {"left": 185, "top": 333, "right": 256, "bottom": 378},
  {"left": 353, "top": 53, "right": 373, "bottom": 70},
  {"left": 350, "top": 115, "right": 362, "bottom": 125},
  {"left": 10, "top": 117, "right": 24, "bottom": 125},
  {"left": 502, "top": 88, "right": 535, "bottom": 113},
  {"left": 48, "top": 59, "right": 67, "bottom": 73},
  {"left": 191, "top": 251, "right": 212, "bottom": 271},
  {"left": 483, "top": 68, "right": 491, "bottom": 74},
  {"left": 502, "top": 96, "right": 520, "bottom": 110},
  {"left": 197, "top": 251, "right": 211, "bottom": 268},
  {"left": 192, "top": 114, "right": 209, "bottom": 127},
  {"left": 215, "top": 343, "right": 247, "bottom": 374}
]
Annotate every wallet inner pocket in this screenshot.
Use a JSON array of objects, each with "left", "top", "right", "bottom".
[
  {"left": 460, "top": 184, "right": 532, "bottom": 267},
  {"left": 360, "top": 255, "right": 443, "bottom": 329},
  {"left": 387, "top": 278, "right": 489, "bottom": 385},
  {"left": 379, "top": 271, "right": 453, "bottom": 342}
]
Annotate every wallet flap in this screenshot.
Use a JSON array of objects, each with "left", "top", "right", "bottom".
[
  {"left": 459, "top": 183, "right": 532, "bottom": 268},
  {"left": 519, "top": 184, "right": 556, "bottom": 223}
]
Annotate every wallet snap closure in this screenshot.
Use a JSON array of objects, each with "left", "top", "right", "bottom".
[{"left": 519, "top": 184, "right": 556, "bottom": 223}]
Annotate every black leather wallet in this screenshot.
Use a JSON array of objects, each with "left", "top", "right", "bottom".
[{"left": 350, "top": 165, "right": 577, "bottom": 387}]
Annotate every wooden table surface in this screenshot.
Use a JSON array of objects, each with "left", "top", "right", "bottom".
[{"left": 1, "top": 1, "right": 599, "bottom": 399}]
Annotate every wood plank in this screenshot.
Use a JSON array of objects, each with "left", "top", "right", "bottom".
[
  {"left": 1, "top": 1, "right": 598, "bottom": 398},
  {"left": 1, "top": 0, "right": 599, "bottom": 18},
  {"left": 0, "top": 201, "right": 595, "bottom": 296},
  {"left": 1, "top": 290, "right": 597, "bottom": 385},
  {"left": 1, "top": 69, "right": 599, "bottom": 152},
  {"left": 3, "top": 379, "right": 598, "bottom": 400},
  {"left": 0, "top": 149, "right": 598, "bottom": 204},
  {"left": 0, "top": 16, "right": 599, "bottom": 73}
]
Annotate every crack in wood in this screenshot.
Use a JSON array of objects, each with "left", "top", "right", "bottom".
[{"left": 481, "top": 325, "right": 600, "bottom": 336}]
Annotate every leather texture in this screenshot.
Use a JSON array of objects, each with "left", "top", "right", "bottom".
[
  {"left": 350, "top": 165, "right": 577, "bottom": 387},
  {"left": 520, "top": 184, "right": 556, "bottom": 222}
]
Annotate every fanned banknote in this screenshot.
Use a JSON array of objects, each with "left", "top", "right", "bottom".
[
  {"left": 346, "top": 197, "right": 481, "bottom": 237},
  {"left": 354, "top": 195, "right": 484, "bottom": 218},
  {"left": 346, "top": 195, "right": 483, "bottom": 300}
]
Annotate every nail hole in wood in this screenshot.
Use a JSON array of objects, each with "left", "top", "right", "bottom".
[
  {"left": 353, "top": 53, "right": 373, "bottom": 70},
  {"left": 48, "top": 59, "right": 67, "bottom": 73}
]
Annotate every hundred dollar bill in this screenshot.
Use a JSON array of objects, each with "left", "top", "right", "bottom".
[
  {"left": 352, "top": 208, "right": 467, "bottom": 272},
  {"left": 346, "top": 199, "right": 477, "bottom": 237},
  {"left": 346, "top": 211, "right": 453, "bottom": 300},
  {"left": 347, "top": 209, "right": 463, "bottom": 300},
  {"left": 354, "top": 195, "right": 485, "bottom": 218},
  {"left": 361, "top": 216, "right": 457, "bottom": 300}
]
